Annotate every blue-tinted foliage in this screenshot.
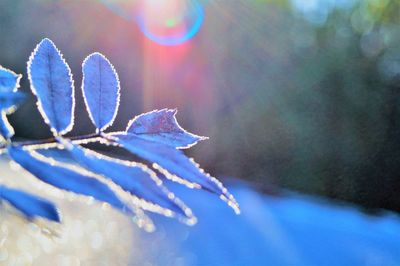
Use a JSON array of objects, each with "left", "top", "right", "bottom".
[
  {"left": 82, "top": 53, "right": 120, "bottom": 131},
  {"left": 0, "top": 113, "right": 14, "bottom": 139},
  {"left": 0, "top": 185, "right": 60, "bottom": 222},
  {"left": 126, "top": 109, "right": 206, "bottom": 149},
  {"left": 36, "top": 143, "right": 196, "bottom": 224},
  {"left": 0, "top": 91, "right": 26, "bottom": 112},
  {"left": 110, "top": 134, "right": 240, "bottom": 213},
  {"left": 0, "top": 38, "right": 238, "bottom": 228},
  {"left": 0, "top": 66, "right": 21, "bottom": 92},
  {"left": 0, "top": 66, "right": 25, "bottom": 140},
  {"left": 27, "top": 38, "right": 74, "bottom": 135},
  {"left": 8, "top": 146, "right": 129, "bottom": 213}
]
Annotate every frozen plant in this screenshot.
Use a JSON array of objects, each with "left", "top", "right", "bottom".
[{"left": 0, "top": 38, "right": 239, "bottom": 231}]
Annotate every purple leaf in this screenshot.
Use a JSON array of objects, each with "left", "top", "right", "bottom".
[{"left": 125, "top": 109, "right": 207, "bottom": 149}]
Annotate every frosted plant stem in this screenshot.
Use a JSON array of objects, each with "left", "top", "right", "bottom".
[{"left": 0, "top": 133, "right": 100, "bottom": 154}]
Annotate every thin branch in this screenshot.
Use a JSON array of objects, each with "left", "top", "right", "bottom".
[{"left": 0, "top": 133, "right": 100, "bottom": 154}]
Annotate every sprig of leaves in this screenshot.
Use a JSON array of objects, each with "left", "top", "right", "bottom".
[{"left": 0, "top": 38, "right": 239, "bottom": 231}]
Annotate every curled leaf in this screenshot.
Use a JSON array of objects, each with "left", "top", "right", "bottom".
[
  {"left": 0, "top": 185, "right": 60, "bottom": 222},
  {"left": 125, "top": 109, "right": 207, "bottom": 149},
  {"left": 82, "top": 53, "right": 120, "bottom": 132},
  {"left": 27, "top": 38, "right": 75, "bottom": 136}
]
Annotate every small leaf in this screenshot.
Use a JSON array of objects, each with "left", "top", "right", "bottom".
[
  {"left": 0, "top": 66, "right": 21, "bottom": 92},
  {"left": 8, "top": 146, "right": 129, "bottom": 213},
  {"left": 109, "top": 134, "right": 240, "bottom": 214},
  {"left": 82, "top": 53, "right": 120, "bottom": 131},
  {"left": 0, "top": 185, "right": 60, "bottom": 222},
  {"left": 27, "top": 38, "right": 75, "bottom": 136},
  {"left": 0, "top": 88, "right": 25, "bottom": 140},
  {"left": 125, "top": 109, "right": 207, "bottom": 149},
  {"left": 0, "top": 91, "right": 26, "bottom": 113},
  {"left": 0, "top": 112, "right": 14, "bottom": 139},
  {"left": 37, "top": 143, "right": 196, "bottom": 224}
]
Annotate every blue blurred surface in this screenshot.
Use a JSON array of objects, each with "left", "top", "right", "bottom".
[{"left": 134, "top": 182, "right": 400, "bottom": 266}]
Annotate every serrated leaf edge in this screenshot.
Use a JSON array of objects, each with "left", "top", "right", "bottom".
[
  {"left": 105, "top": 133, "right": 240, "bottom": 214},
  {"left": 75, "top": 145, "right": 197, "bottom": 225},
  {"left": 126, "top": 108, "right": 209, "bottom": 149},
  {"left": 27, "top": 38, "right": 75, "bottom": 136},
  {"left": 19, "top": 146, "right": 156, "bottom": 232},
  {"left": 81, "top": 52, "right": 121, "bottom": 132}
]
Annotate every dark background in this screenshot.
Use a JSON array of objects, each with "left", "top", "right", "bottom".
[{"left": 1, "top": 0, "right": 400, "bottom": 212}]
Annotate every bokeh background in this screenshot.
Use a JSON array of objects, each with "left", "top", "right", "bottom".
[
  {"left": 1, "top": 0, "right": 400, "bottom": 212},
  {"left": 1, "top": 0, "right": 400, "bottom": 265}
]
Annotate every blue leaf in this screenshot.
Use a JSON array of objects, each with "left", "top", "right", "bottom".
[
  {"left": 0, "top": 67, "right": 25, "bottom": 140},
  {"left": 82, "top": 53, "right": 120, "bottom": 131},
  {"left": 27, "top": 38, "right": 75, "bottom": 136},
  {"left": 36, "top": 143, "right": 196, "bottom": 224},
  {"left": 0, "top": 91, "right": 26, "bottom": 112},
  {"left": 126, "top": 109, "right": 207, "bottom": 149},
  {"left": 0, "top": 91, "right": 25, "bottom": 140},
  {"left": 7, "top": 146, "right": 129, "bottom": 213},
  {"left": 0, "top": 185, "right": 60, "bottom": 222},
  {"left": 0, "top": 66, "right": 21, "bottom": 92},
  {"left": 0, "top": 112, "right": 14, "bottom": 139},
  {"left": 0, "top": 88, "right": 25, "bottom": 140},
  {"left": 109, "top": 134, "right": 240, "bottom": 214}
]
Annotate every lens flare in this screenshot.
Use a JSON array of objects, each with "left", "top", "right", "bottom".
[
  {"left": 100, "top": 0, "right": 204, "bottom": 46},
  {"left": 137, "top": 0, "right": 204, "bottom": 46}
]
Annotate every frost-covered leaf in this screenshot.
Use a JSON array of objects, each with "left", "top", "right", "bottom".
[
  {"left": 27, "top": 38, "right": 74, "bottom": 136},
  {"left": 0, "top": 40, "right": 239, "bottom": 227},
  {"left": 109, "top": 134, "right": 240, "bottom": 214},
  {"left": 0, "top": 68, "right": 25, "bottom": 140},
  {"left": 0, "top": 112, "right": 14, "bottom": 139},
  {"left": 0, "top": 185, "right": 60, "bottom": 222},
  {"left": 125, "top": 109, "right": 207, "bottom": 149},
  {"left": 8, "top": 146, "right": 129, "bottom": 213},
  {"left": 82, "top": 53, "right": 120, "bottom": 131},
  {"left": 0, "top": 66, "right": 21, "bottom": 92},
  {"left": 36, "top": 142, "right": 196, "bottom": 224}
]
